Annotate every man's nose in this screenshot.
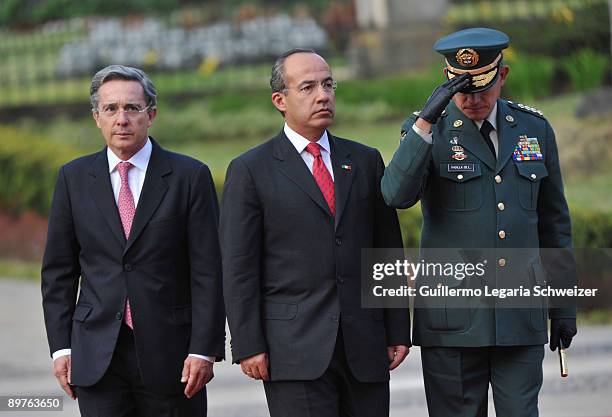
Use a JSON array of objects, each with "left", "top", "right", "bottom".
[{"left": 115, "top": 112, "right": 130, "bottom": 124}]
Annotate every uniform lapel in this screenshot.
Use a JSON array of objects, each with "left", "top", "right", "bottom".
[
  {"left": 329, "top": 135, "right": 355, "bottom": 229},
  {"left": 447, "top": 103, "right": 496, "bottom": 171},
  {"left": 495, "top": 99, "right": 519, "bottom": 173},
  {"left": 88, "top": 149, "right": 127, "bottom": 246},
  {"left": 273, "top": 131, "right": 332, "bottom": 217},
  {"left": 124, "top": 139, "right": 171, "bottom": 254}
]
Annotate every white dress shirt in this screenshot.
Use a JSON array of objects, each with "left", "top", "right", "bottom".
[
  {"left": 284, "top": 123, "right": 335, "bottom": 181},
  {"left": 53, "top": 138, "right": 213, "bottom": 363},
  {"left": 413, "top": 103, "right": 499, "bottom": 157}
]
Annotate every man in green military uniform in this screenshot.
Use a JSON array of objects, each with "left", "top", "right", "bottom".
[{"left": 381, "top": 28, "right": 578, "bottom": 417}]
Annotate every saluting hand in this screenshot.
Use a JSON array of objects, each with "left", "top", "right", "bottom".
[{"left": 419, "top": 73, "right": 471, "bottom": 124}]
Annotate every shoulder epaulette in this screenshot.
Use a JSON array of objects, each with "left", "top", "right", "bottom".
[{"left": 507, "top": 100, "right": 545, "bottom": 118}]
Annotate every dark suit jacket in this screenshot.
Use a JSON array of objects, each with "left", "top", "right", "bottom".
[
  {"left": 220, "top": 130, "right": 411, "bottom": 383},
  {"left": 381, "top": 99, "right": 577, "bottom": 347},
  {"left": 41, "top": 139, "right": 225, "bottom": 395}
]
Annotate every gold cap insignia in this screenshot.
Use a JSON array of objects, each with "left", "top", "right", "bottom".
[
  {"left": 456, "top": 48, "right": 479, "bottom": 68},
  {"left": 453, "top": 120, "right": 463, "bottom": 128},
  {"left": 451, "top": 145, "right": 464, "bottom": 152}
]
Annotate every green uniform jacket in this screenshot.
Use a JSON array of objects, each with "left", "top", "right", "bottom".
[{"left": 381, "top": 99, "right": 577, "bottom": 347}]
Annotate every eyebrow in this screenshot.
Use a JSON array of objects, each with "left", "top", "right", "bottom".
[{"left": 298, "top": 76, "right": 333, "bottom": 86}]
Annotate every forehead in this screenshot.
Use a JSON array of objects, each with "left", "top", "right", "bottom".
[
  {"left": 283, "top": 53, "right": 331, "bottom": 83},
  {"left": 98, "top": 79, "right": 146, "bottom": 103}
]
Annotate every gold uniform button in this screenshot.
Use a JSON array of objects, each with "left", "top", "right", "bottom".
[
  {"left": 457, "top": 174, "right": 464, "bottom": 180},
  {"left": 498, "top": 230, "right": 506, "bottom": 239},
  {"left": 497, "top": 202, "right": 505, "bottom": 211},
  {"left": 498, "top": 258, "right": 506, "bottom": 267},
  {"left": 531, "top": 173, "right": 537, "bottom": 180},
  {"left": 495, "top": 175, "right": 502, "bottom": 183}
]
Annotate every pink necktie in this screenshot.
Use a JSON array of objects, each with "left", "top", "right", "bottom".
[
  {"left": 117, "top": 162, "right": 135, "bottom": 329},
  {"left": 305, "top": 143, "right": 335, "bottom": 215}
]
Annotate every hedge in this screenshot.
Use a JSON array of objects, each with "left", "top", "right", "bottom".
[
  {"left": 1, "top": 125, "right": 610, "bottom": 249},
  {"left": 0, "top": 126, "right": 77, "bottom": 215}
]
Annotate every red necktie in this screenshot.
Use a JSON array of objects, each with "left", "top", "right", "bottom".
[
  {"left": 117, "top": 162, "right": 135, "bottom": 329},
  {"left": 305, "top": 143, "right": 335, "bottom": 215}
]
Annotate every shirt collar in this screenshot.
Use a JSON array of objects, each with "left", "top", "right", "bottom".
[
  {"left": 107, "top": 137, "right": 152, "bottom": 173},
  {"left": 475, "top": 103, "right": 498, "bottom": 131},
  {"left": 283, "top": 123, "right": 331, "bottom": 155}
]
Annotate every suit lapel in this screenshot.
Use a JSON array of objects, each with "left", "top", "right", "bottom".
[
  {"left": 448, "top": 103, "right": 496, "bottom": 171},
  {"left": 495, "top": 100, "right": 519, "bottom": 173},
  {"left": 88, "top": 149, "right": 126, "bottom": 246},
  {"left": 329, "top": 136, "right": 354, "bottom": 229},
  {"left": 124, "top": 140, "right": 171, "bottom": 254},
  {"left": 273, "top": 131, "right": 332, "bottom": 217}
]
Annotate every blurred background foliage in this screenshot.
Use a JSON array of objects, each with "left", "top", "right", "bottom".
[{"left": 0, "top": 0, "right": 611, "bottom": 296}]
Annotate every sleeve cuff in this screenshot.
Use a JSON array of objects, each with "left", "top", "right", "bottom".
[
  {"left": 52, "top": 349, "right": 71, "bottom": 361},
  {"left": 189, "top": 354, "right": 215, "bottom": 363},
  {"left": 412, "top": 123, "right": 433, "bottom": 144}
]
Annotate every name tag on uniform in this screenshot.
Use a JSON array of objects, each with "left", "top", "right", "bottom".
[{"left": 448, "top": 163, "right": 475, "bottom": 172}]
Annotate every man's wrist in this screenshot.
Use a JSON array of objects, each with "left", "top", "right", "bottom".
[
  {"left": 52, "top": 349, "right": 71, "bottom": 361},
  {"left": 189, "top": 353, "right": 215, "bottom": 363}
]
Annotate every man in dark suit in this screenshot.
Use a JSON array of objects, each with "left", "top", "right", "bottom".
[
  {"left": 41, "top": 65, "right": 225, "bottom": 417},
  {"left": 219, "top": 49, "right": 411, "bottom": 417},
  {"left": 381, "top": 29, "right": 577, "bottom": 417}
]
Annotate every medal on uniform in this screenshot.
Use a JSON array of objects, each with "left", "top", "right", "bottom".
[
  {"left": 513, "top": 135, "right": 543, "bottom": 161},
  {"left": 451, "top": 145, "right": 468, "bottom": 161}
]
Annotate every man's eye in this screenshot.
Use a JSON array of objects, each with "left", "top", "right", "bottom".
[
  {"left": 300, "top": 85, "right": 313, "bottom": 93},
  {"left": 323, "top": 81, "right": 334, "bottom": 89},
  {"left": 124, "top": 105, "right": 139, "bottom": 112},
  {"left": 104, "top": 105, "right": 117, "bottom": 112}
]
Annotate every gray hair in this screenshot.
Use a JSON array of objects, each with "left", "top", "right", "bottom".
[
  {"left": 269, "top": 48, "right": 317, "bottom": 93},
  {"left": 90, "top": 65, "right": 157, "bottom": 111}
]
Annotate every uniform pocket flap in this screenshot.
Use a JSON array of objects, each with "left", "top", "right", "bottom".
[
  {"left": 439, "top": 163, "right": 482, "bottom": 182},
  {"left": 263, "top": 302, "right": 298, "bottom": 320},
  {"left": 72, "top": 304, "right": 92, "bottom": 322},
  {"left": 516, "top": 163, "right": 549, "bottom": 182}
]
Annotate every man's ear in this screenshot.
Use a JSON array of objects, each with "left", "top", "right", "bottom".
[
  {"left": 147, "top": 108, "right": 157, "bottom": 127},
  {"left": 271, "top": 92, "right": 286, "bottom": 114},
  {"left": 92, "top": 111, "right": 102, "bottom": 129},
  {"left": 499, "top": 65, "right": 510, "bottom": 87}
]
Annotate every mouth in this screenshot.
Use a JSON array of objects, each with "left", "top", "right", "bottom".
[
  {"left": 314, "top": 108, "right": 333, "bottom": 117},
  {"left": 113, "top": 132, "right": 133, "bottom": 137}
]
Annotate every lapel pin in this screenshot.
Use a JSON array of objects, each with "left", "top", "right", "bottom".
[
  {"left": 506, "top": 115, "right": 514, "bottom": 123},
  {"left": 453, "top": 120, "right": 463, "bottom": 128},
  {"left": 341, "top": 164, "right": 352, "bottom": 171}
]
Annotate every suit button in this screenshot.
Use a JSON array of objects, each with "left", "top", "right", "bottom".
[
  {"left": 498, "top": 230, "right": 506, "bottom": 239},
  {"left": 124, "top": 264, "right": 132, "bottom": 271},
  {"left": 497, "top": 202, "right": 505, "bottom": 211},
  {"left": 531, "top": 173, "right": 537, "bottom": 180},
  {"left": 498, "top": 258, "right": 506, "bottom": 267},
  {"left": 116, "top": 312, "right": 123, "bottom": 320},
  {"left": 335, "top": 238, "right": 342, "bottom": 246},
  {"left": 437, "top": 283, "right": 442, "bottom": 288},
  {"left": 337, "top": 275, "right": 345, "bottom": 284},
  {"left": 495, "top": 175, "right": 502, "bottom": 184},
  {"left": 457, "top": 174, "right": 464, "bottom": 180}
]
